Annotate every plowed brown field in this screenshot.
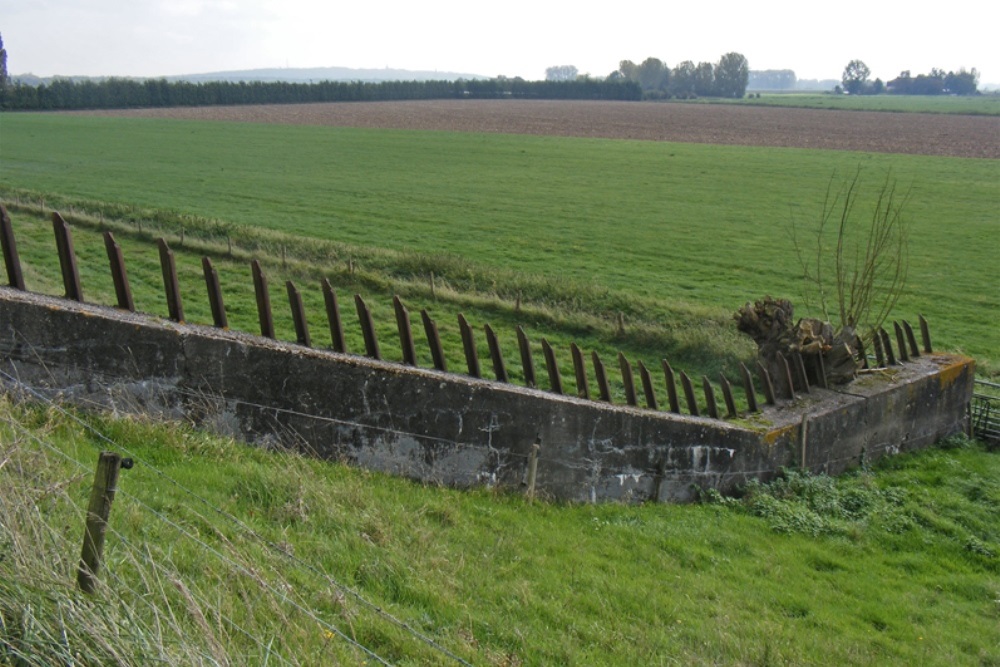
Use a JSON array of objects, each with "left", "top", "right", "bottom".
[{"left": 73, "top": 99, "right": 1000, "bottom": 159}]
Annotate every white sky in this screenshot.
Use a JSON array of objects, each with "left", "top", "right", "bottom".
[{"left": 2, "top": 0, "right": 997, "bottom": 85}]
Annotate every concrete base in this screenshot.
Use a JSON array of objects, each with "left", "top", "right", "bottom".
[{"left": 0, "top": 288, "right": 975, "bottom": 502}]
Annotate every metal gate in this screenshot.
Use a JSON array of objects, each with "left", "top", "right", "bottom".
[{"left": 971, "top": 380, "right": 1000, "bottom": 446}]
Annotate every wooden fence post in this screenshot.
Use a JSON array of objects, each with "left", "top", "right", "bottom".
[
  {"left": 618, "top": 353, "right": 637, "bottom": 407},
  {"left": 902, "top": 320, "right": 920, "bottom": 358},
  {"left": 393, "top": 296, "right": 417, "bottom": 366},
  {"left": 321, "top": 279, "right": 346, "bottom": 352},
  {"left": 287, "top": 281, "right": 311, "bottom": 347},
  {"left": 739, "top": 363, "right": 759, "bottom": 413},
  {"left": 458, "top": 313, "right": 481, "bottom": 378},
  {"left": 421, "top": 310, "right": 447, "bottom": 371},
  {"left": 919, "top": 315, "right": 932, "bottom": 353},
  {"left": 778, "top": 353, "right": 795, "bottom": 399},
  {"left": 52, "top": 212, "right": 84, "bottom": 302},
  {"left": 203, "top": 257, "right": 228, "bottom": 329},
  {"left": 78, "top": 452, "right": 131, "bottom": 594},
  {"left": 893, "top": 322, "right": 909, "bottom": 362},
  {"left": 526, "top": 439, "right": 540, "bottom": 501},
  {"left": 879, "top": 328, "right": 897, "bottom": 365},
  {"left": 702, "top": 376, "right": 719, "bottom": 419},
  {"left": 662, "top": 360, "right": 680, "bottom": 414},
  {"left": 0, "top": 204, "right": 26, "bottom": 290},
  {"left": 516, "top": 326, "right": 536, "bottom": 389},
  {"left": 756, "top": 362, "right": 776, "bottom": 406},
  {"left": 252, "top": 260, "right": 275, "bottom": 339},
  {"left": 157, "top": 239, "right": 184, "bottom": 323},
  {"left": 485, "top": 323, "right": 509, "bottom": 382},
  {"left": 103, "top": 232, "right": 135, "bottom": 311},
  {"left": 680, "top": 371, "right": 699, "bottom": 416},
  {"left": 355, "top": 295, "right": 381, "bottom": 360},
  {"left": 639, "top": 361, "right": 658, "bottom": 410},
  {"left": 541, "top": 339, "right": 562, "bottom": 394},
  {"left": 570, "top": 344, "right": 589, "bottom": 400},
  {"left": 592, "top": 352, "right": 612, "bottom": 403},
  {"left": 720, "top": 374, "right": 738, "bottom": 418}
]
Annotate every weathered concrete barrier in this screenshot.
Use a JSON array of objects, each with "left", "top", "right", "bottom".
[{"left": 0, "top": 287, "right": 975, "bottom": 502}]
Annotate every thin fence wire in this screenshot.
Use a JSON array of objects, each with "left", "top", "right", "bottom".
[
  {"left": 0, "top": 368, "right": 475, "bottom": 666},
  {"left": 0, "top": 411, "right": 338, "bottom": 667}
]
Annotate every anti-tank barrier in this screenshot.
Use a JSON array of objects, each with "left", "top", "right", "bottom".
[{"left": 0, "top": 205, "right": 976, "bottom": 501}]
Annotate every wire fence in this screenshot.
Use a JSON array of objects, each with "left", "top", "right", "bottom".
[
  {"left": 0, "top": 368, "right": 484, "bottom": 666},
  {"left": 971, "top": 380, "right": 999, "bottom": 446}
]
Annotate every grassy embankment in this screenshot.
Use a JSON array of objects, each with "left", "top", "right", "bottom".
[
  {"left": 1, "top": 395, "right": 997, "bottom": 665},
  {"left": 1, "top": 114, "right": 997, "bottom": 382},
  {"left": 0, "top": 109, "right": 997, "bottom": 665}
]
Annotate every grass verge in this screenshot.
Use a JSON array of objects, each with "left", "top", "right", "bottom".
[{"left": 1, "top": 393, "right": 998, "bottom": 665}]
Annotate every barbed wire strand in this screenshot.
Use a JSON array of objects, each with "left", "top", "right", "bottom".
[
  {"left": 2, "top": 415, "right": 354, "bottom": 667},
  {"left": 0, "top": 407, "right": 394, "bottom": 667},
  {"left": 1, "top": 367, "right": 473, "bottom": 666}
]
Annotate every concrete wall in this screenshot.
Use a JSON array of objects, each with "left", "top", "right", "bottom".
[{"left": 0, "top": 288, "right": 975, "bottom": 502}]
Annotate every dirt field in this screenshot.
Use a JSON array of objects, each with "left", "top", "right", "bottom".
[{"left": 74, "top": 99, "right": 1000, "bottom": 159}]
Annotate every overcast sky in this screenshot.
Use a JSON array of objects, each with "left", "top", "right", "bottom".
[{"left": 2, "top": 0, "right": 997, "bottom": 85}]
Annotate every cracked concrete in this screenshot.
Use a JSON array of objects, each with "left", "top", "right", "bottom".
[{"left": 0, "top": 287, "right": 976, "bottom": 502}]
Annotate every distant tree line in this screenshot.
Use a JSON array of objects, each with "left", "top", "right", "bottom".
[
  {"left": 607, "top": 53, "right": 750, "bottom": 99},
  {"left": 0, "top": 76, "right": 641, "bottom": 111},
  {"left": 840, "top": 60, "right": 980, "bottom": 96}
]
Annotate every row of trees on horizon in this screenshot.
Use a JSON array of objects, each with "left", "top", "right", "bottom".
[
  {"left": 840, "top": 59, "right": 980, "bottom": 96},
  {"left": 547, "top": 53, "right": 751, "bottom": 99},
  {"left": 0, "top": 76, "right": 643, "bottom": 111}
]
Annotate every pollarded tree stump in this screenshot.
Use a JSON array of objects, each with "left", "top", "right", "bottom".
[{"left": 735, "top": 297, "right": 859, "bottom": 390}]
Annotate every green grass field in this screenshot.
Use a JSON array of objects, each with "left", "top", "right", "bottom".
[
  {"left": 1, "top": 397, "right": 997, "bottom": 665},
  {"left": 1, "top": 110, "right": 998, "bottom": 665},
  {"left": 1, "top": 113, "right": 997, "bottom": 378},
  {"left": 721, "top": 93, "right": 1000, "bottom": 115}
]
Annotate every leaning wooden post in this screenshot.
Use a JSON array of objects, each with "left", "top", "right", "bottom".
[
  {"left": 680, "top": 371, "right": 699, "bottom": 416},
  {"left": 78, "top": 452, "right": 130, "bottom": 594},
  {"left": 421, "top": 310, "right": 448, "bottom": 372},
  {"left": 393, "top": 296, "right": 417, "bottom": 366},
  {"left": 52, "top": 212, "right": 84, "bottom": 302},
  {"left": 516, "top": 326, "right": 536, "bottom": 389},
  {"left": 739, "top": 363, "right": 759, "bottom": 413},
  {"left": 777, "top": 353, "right": 795, "bottom": 400},
  {"left": 287, "top": 281, "right": 311, "bottom": 347},
  {"left": 592, "top": 352, "right": 612, "bottom": 403},
  {"left": 639, "top": 361, "right": 658, "bottom": 410},
  {"left": 702, "top": 377, "right": 719, "bottom": 419},
  {"left": 526, "top": 439, "right": 540, "bottom": 501},
  {"left": 0, "top": 204, "right": 26, "bottom": 290},
  {"left": 158, "top": 239, "right": 184, "bottom": 323},
  {"left": 103, "top": 232, "right": 135, "bottom": 311},
  {"left": 355, "top": 295, "right": 381, "bottom": 360},
  {"left": 872, "top": 332, "right": 886, "bottom": 368},
  {"left": 457, "top": 313, "right": 481, "bottom": 378},
  {"left": 484, "top": 323, "right": 509, "bottom": 383},
  {"left": 918, "top": 314, "right": 932, "bottom": 353},
  {"left": 893, "top": 322, "right": 909, "bottom": 362},
  {"left": 756, "top": 361, "right": 776, "bottom": 406},
  {"left": 792, "top": 352, "right": 811, "bottom": 394},
  {"left": 570, "top": 344, "right": 589, "bottom": 400},
  {"left": 252, "top": 260, "right": 275, "bottom": 339},
  {"left": 321, "top": 279, "right": 346, "bottom": 352},
  {"left": 902, "top": 320, "right": 920, "bottom": 358},
  {"left": 202, "top": 257, "right": 228, "bottom": 329},
  {"left": 618, "top": 353, "right": 637, "bottom": 407},
  {"left": 662, "top": 360, "right": 681, "bottom": 414},
  {"left": 879, "top": 328, "right": 897, "bottom": 365},
  {"left": 541, "top": 339, "right": 563, "bottom": 394},
  {"left": 720, "top": 374, "right": 738, "bottom": 418}
]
